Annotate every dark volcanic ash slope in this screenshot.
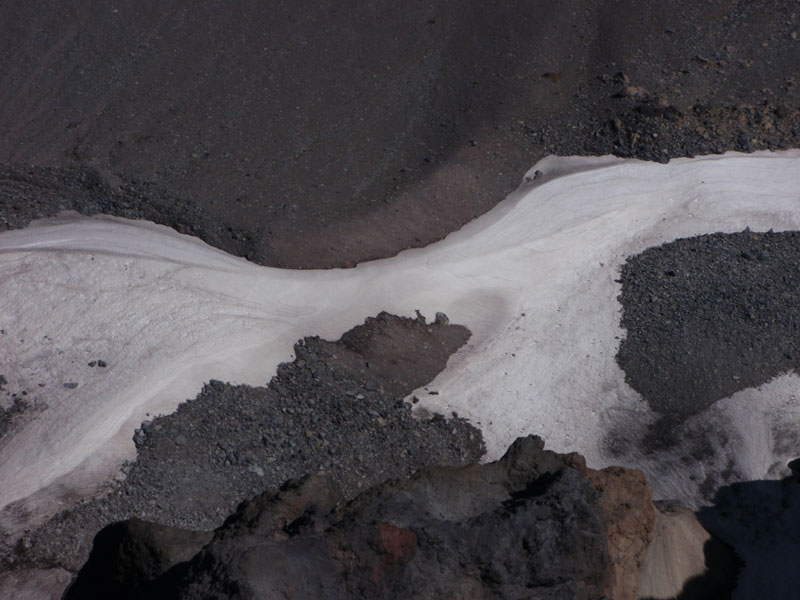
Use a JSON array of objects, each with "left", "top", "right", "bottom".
[
  {"left": 2, "top": 0, "right": 799, "bottom": 267},
  {"left": 2, "top": 313, "right": 484, "bottom": 576}
]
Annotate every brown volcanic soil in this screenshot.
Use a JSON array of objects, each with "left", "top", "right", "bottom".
[{"left": 2, "top": 0, "right": 800, "bottom": 267}]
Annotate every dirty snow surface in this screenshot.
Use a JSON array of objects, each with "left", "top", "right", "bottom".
[{"left": 2, "top": 151, "right": 800, "bottom": 534}]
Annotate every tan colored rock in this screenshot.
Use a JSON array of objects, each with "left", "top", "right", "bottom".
[{"left": 637, "top": 501, "right": 711, "bottom": 599}]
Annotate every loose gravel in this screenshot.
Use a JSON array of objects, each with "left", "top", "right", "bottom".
[{"left": 2, "top": 314, "right": 484, "bottom": 572}]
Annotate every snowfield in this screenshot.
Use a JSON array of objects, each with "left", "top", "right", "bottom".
[{"left": 2, "top": 150, "right": 800, "bottom": 536}]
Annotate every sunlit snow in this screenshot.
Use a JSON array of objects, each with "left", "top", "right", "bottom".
[{"left": 2, "top": 151, "right": 799, "bottom": 534}]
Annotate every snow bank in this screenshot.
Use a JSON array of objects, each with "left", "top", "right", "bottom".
[{"left": 2, "top": 151, "right": 800, "bottom": 532}]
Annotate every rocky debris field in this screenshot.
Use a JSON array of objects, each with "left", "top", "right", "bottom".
[
  {"left": 557, "top": 98, "right": 800, "bottom": 164},
  {"left": 617, "top": 230, "right": 800, "bottom": 450},
  {"left": 1, "top": 313, "right": 484, "bottom": 575},
  {"left": 0, "top": 165, "right": 258, "bottom": 261}
]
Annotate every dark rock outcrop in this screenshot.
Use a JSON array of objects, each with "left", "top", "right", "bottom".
[{"left": 66, "top": 436, "right": 657, "bottom": 600}]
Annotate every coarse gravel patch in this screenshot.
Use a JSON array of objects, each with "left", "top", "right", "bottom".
[
  {"left": 1, "top": 313, "right": 484, "bottom": 574},
  {"left": 617, "top": 229, "right": 800, "bottom": 448}
]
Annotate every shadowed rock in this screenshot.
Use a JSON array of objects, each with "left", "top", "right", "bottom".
[
  {"left": 66, "top": 436, "right": 664, "bottom": 599},
  {"left": 63, "top": 520, "right": 211, "bottom": 600}
]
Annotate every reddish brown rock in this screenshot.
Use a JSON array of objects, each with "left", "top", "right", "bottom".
[
  {"left": 377, "top": 523, "right": 417, "bottom": 567},
  {"left": 585, "top": 465, "right": 655, "bottom": 600}
]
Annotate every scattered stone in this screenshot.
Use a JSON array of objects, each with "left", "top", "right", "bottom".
[
  {"left": 63, "top": 382, "right": 79, "bottom": 390},
  {"left": 615, "top": 85, "right": 649, "bottom": 99},
  {"left": 133, "top": 430, "right": 146, "bottom": 447}
]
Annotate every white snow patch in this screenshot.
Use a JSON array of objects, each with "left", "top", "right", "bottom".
[{"left": 1, "top": 150, "right": 800, "bottom": 532}]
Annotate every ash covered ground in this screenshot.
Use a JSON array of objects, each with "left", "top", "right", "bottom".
[{"left": 2, "top": 2, "right": 800, "bottom": 598}]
